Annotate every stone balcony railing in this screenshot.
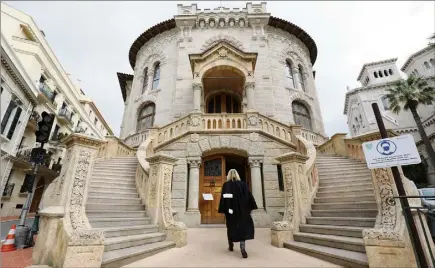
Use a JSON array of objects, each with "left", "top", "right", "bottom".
[
  {"left": 124, "top": 130, "right": 150, "bottom": 148},
  {"left": 149, "top": 112, "right": 326, "bottom": 149},
  {"left": 97, "top": 136, "right": 136, "bottom": 159}
]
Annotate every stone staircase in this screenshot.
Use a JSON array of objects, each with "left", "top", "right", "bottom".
[
  {"left": 284, "top": 154, "right": 377, "bottom": 268},
  {"left": 86, "top": 156, "right": 175, "bottom": 268}
]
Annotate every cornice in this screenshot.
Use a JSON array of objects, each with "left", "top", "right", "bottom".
[
  {"left": 275, "top": 152, "right": 308, "bottom": 164},
  {"left": 146, "top": 153, "right": 178, "bottom": 165},
  {"left": 62, "top": 133, "right": 105, "bottom": 149},
  {"left": 401, "top": 45, "right": 435, "bottom": 72}
]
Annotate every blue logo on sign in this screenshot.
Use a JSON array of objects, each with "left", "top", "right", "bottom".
[{"left": 376, "top": 140, "right": 397, "bottom": 156}]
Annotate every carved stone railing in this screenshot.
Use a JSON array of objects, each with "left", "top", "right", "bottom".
[
  {"left": 33, "top": 134, "right": 106, "bottom": 268},
  {"left": 124, "top": 130, "right": 150, "bottom": 148},
  {"left": 152, "top": 112, "right": 310, "bottom": 149},
  {"left": 300, "top": 128, "right": 328, "bottom": 146},
  {"left": 136, "top": 132, "right": 187, "bottom": 247},
  {"left": 319, "top": 131, "right": 432, "bottom": 267},
  {"left": 97, "top": 135, "right": 136, "bottom": 159}
]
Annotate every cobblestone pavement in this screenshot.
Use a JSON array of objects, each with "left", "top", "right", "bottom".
[{"left": 124, "top": 228, "right": 341, "bottom": 267}]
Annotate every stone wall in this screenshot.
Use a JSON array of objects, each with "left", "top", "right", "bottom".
[{"left": 155, "top": 132, "right": 295, "bottom": 227}]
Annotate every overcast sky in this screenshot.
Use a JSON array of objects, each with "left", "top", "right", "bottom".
[{"left": 4, "top": 1, "right": 434, "bottom": 137}]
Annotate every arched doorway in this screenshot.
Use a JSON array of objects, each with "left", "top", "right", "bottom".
[
  {"left": 199, "top": 153, "right": 251, "bottom": 224},
  {"left": 202, "top": 66, "right": 244, "bottom": 114},
  {"left": 292, "top": 101, "right": 312, "bottom": 130},
  {"left": 30, "top": 177, "right": 45, "bottom": 213}
]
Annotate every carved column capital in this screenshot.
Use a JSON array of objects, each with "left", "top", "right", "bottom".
[
  {"left": 248, "top": 157, "right": 263, "bottom": 168},
  {"left": 187, "top": 157, "right": 202, "bottom": 168},
  {"left": 245, "top": 81, "right": 255, "bottom": 90},
  {"left": 192, "top": 83, "right": 203, "bottom": 91}
]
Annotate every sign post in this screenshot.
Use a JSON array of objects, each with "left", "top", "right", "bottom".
[{"left": 369, "top": 103, "right": 427, "bottom": 268}]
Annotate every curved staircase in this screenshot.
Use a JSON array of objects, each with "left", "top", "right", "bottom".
[
  {"left": 284, "top": 154, "right": 377, "bottom": 268},
  {"left": 86, "top": 156, "right": 175, "bottom": 268}
]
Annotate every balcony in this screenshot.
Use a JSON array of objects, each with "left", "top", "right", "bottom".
[
  {"left": 57, "top": 108, "right": 73, "bottom": 125},
  {"left": 74, "top": 126, "right": 86, "bottom": 134},
  {"left": 37, "top": 82, "right": 56, "bottom": 105},
  {"left": 26, "top": 111, "right": 41, "bottom": 131},
  {"left": 14, "top": 148, "right": 61, "bottom": 177},
  {"left": 50, "top": 132, "right": 68, "bottom": 143}
]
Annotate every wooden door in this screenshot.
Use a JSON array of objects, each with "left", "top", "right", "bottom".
[{"left": 199, "top": 156, "right": 226, "bottom": 224}]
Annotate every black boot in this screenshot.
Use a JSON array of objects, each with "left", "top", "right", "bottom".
[
  {"left": 228, "top": 240, "right": 234, "bottom": 252},
  {"left": 240, "top": 241, "right": 248, "bottom": 258}
]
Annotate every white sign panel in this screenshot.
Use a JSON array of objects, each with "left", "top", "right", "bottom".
[
  {"left": 362, "top": 134, "right": 421, "bottom": 169},
  {"left": 202, "top": 193, "right": 214, "bottom": 201}
]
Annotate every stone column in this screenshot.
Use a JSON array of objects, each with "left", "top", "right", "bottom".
[
  {"left": 192, "top": 83, "right": 203, "bottom": 111},
  {"left": 248, "top": 156, "right": 264, "bottom": 210},
  {"left": 146, "top": 70, "right": 154, "bottom": 92},
  {"left": 146, "top": 153, "right": 187, "bottom": 247},
  {"left": 187, "top": 157, "right": 201, "bottom": 211},
  {"left": 245, "top": 82, "right": 255, "bottom": 111},
  {"left": 271, "top": 152, "right": 308, "bottom": 248}
]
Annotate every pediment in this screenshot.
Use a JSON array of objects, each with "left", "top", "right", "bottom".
[{"left": 188, "top": 42, "right": 258, "bottom": 75}]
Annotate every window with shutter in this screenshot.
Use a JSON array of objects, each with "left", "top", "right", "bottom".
[
  {"left": 7, "top": 107, "right": 22, "bottom": 139},
  {"left": 1, "top": 101, "right": 17, "bottom": 134}
]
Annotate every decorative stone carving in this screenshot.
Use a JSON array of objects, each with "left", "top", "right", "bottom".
[
  {"left": 229, "top": 19, "right": 235, "bottom": 27},
  {"left": 248, "top": 158, "right": 262, "bottom": 168},
  {"left": 201, "top": 34, "right": 245, "bottom": 52},
  {"left": 218, "top": 48, "right": 228, "bottom": 57},
  {"left": 136, "top": 29, "right": 178, "bottom": 68},
  {"left": 190, "top": 116, "right": 201, "bottom": 127},
  {"left": 190, "top": 133, "right": 200, "bottom": 142},
  {"left": 219, "top": 19, "right": 225, "bottom": 28},
  {"left": 199, "top": 20, "right": 205, "bottom": 29},
  {"left": 187, "top": 158, "right": 201, "bottom": 168},
  {"left": 69, "top": 150, "right": 91, "bottom": 230},
  {"left": 248, "top": 115, "right": 258, "bottom": 126}
]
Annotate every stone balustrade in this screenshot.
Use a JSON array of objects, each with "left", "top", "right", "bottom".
[
  {"left": 97, "top": 136, "right": 136, "bottom": 159},
  {"left": 151, "top": 112, "right": 320, "bottom": 149},
  {"left": 124, "top": 130, "right": 150, "bottom": 148}
]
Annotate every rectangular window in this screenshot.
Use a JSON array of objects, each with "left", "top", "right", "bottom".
[
  {"left": 6, "top": 107, "right": 22, "bottom": 139},
  {"left": 277, "top": 165, "right": 284, "bottom": 191},
  {"left": 1, "top": 101, "right": 17, "bottom": 134},
  {"left": 20, "top": 174, "right": 33, "bottom": 193},
  {"left": 52, "top": 125, "right": 60, "bottom": 140},
  {"left": 15, "top": 204, "right": 23, "bottom": 209},
  {"left": 94, "top": 118, "right": 98, "bottom": 125}
]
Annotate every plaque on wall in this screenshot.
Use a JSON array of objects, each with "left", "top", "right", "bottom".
[{"left": 202, "top": 193, "right": 214, "bottom": 201}]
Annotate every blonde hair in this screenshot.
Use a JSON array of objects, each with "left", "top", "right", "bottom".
[{"left": 226, "top": 169, "right": 241, "bottom": 181}]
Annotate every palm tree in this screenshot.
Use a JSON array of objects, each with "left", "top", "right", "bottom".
[{"left": 386, "top": 75, "right": 435, "bottom": 170}]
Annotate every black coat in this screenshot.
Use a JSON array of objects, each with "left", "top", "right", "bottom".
[{"left": 218, "top": 180, "right": 258, "bottom": 242}]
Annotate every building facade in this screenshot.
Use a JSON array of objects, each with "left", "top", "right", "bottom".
[
  {"left": 0, "top": 2, "right": 113, "bottom": 216},
  {"left": 343, "top": 45, "right": 435, "bottom": 184},
  {"left": 118, "top": 3, "right": 327, "bottom": 227}
]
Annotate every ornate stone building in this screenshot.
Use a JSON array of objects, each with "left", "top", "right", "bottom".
[{"left": 117, "top": 2, "right": 327, "bottom": 227}]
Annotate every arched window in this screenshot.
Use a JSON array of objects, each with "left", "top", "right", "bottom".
[
  {"left": 142, "top": 68, "right": 148, "bottom": 94},
  {"left": 285, "top": 60, "right": 296, "bottom": 88},
  {"left": 207, "top": 93, "right": 240, "bottom": 114},
  {"left": 374, "top": 72, "right": 378, "bottom": 78},
  {"left": 152, "top": 63, "right": 160, "bottom": 89},
  {"left": 379, "top": 70, "right": 383, "bottom": 78},
  {"left": 297, "top": 64, "right": 306, "bottom": 92},
  {"left": 430, "top": 58, "right": 435, "bottom": 67},
  {"left": 389, "top": 69, "right": 393, "bottom": 75},
  {"left": 381, "top": 96, "right": 390, "bottom": 111},
  {"left": 137, "top": 103, "right": 155, "bottom": 132},
  {"left": 292, "top": 101, "right": 312, "bottom": 130},
  {"left": 412, "top": 69, "right": 419, "bottom": 76},
  {"left": 384, "top": 70, "right": 388, "bottom": 76},
  {"left": 424, "top": 61, "right": 430, "bottom": 69}
]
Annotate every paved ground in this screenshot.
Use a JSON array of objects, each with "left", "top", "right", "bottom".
[
  {"left": 1, "top": 247, "right": 33, "bottom": 268},
  {"left": 124, "top": 228, "right": 341, "bottom": 268},
  {"left": 1, "top": 219, "right": 35, "bottom": 241}
]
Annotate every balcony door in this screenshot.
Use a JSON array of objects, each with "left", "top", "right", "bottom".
[{"left": 206, "top": 93, "right": 241, "bottom": 114}]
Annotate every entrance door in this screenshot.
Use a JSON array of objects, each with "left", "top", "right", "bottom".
[
  {"left": 199, "top": 154, "right": 250, "bottom": 224},
  {"left": 200, "top": 156, "right": 226, "bottom": 224}
]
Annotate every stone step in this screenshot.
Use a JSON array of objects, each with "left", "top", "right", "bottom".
[
  {"left": 92, "top": 171, "right": 137, "bottom": 177},
  {"left": 316, "top": 188, "right": 375, "bottom": 198},
  {"left": 104, "top": 232, "right": 166, "bottom": 252},
  {"left": 87, "top": 197, "right": 142, "bottom": 205},
  {"left": 312, "top": 201, "right": 377, "bottom": 210},
  {"left": 86, "top": 203, "right": 144, "bottom": 211},
  {"left": 318, "top": 182, "right": 373, "bottom": 192},
  {"left": 300, "top": 224, "right": 364, "bottom": 238},
  {"left": 89, "top": 217, "right": 151, "bottom": 228},
  {"left": 319, "top": 177, "right": 372, "bottom": 186},
  {"left": 318, "top": 169, "right": 371, "bottom": 177},
  {"left": 87, "top": 210, "right": 146, "bottom": 218},
  {"left": 318, "top": 166, "right": 369, "bottom": 172},
  {"left": 91, "top": 176, "right": 136, "bottom": 182},
  {"left": 89, "top": 185, "right": 137, "bottom": 193},
  {"left": 87, "top": 190, "right": 138, "bottom": 199},
  {"left": 316, "top": 159, "right": 361, "bottom": 164},
  {"left": 101, "top": 241, "right": 175, "bottom": 268},
  {"left": 311, "top": 209, "right": 378, "bottom": 218},
  {"left": 93, "top": 165, "right": 137, "bottom": 170},
  {"left": 316, "top": 155, "right": 349, "bottom": 159},
  {"left": 316, "top": 162, "right": 367, "bottom": 168},
  {"left": 284, "top": 241, "right": 368, "bottom": 268},
  {"left": 306, "top": 217, "right": 376, "bottom": 227},
  {"left": 90, "top": 180, "right": 136, "bottom": 188},
  {"left": 294, "top": 232, "right": 366, "bottom": 252},
  {"left": 314, "top": 194, "right": 375, "bottom": 203},
  {"left": 319, "top": 174, "right": 372, "bottom": 182},
  {"left": 99, "top": 225, "right": 159, "bottom": 238}
]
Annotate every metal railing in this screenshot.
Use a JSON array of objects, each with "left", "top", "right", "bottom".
[
  {"left": 38, "top": 83, "right": 55, "bottom": 102},
  {"left": 58, "top": 108, "right": 73, "bottom": 124}
]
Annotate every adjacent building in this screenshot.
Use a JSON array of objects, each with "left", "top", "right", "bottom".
[
  {"left": 0, "top": 2, "right": 113, "bottom": 216},
  {"left": 343, "top": 45, "right": 435, "bottom": 183}
]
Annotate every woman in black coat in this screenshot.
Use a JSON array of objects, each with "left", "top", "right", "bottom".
[{"left": 218, "top": 169, "right": 258, "bottom": 258}]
